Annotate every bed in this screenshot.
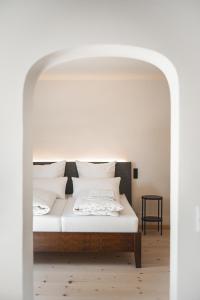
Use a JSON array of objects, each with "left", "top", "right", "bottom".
[{"left": 33, "top": 162, "right": 142, "bottom": 268}]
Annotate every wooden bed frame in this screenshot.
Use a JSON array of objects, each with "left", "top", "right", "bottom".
[{"left": 33, "top": 162, "right": 142, "bottom": 268}]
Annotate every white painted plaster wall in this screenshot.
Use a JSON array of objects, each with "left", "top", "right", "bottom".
[{"left": 33, "top": 77, "right": 170, "bottom": 225}]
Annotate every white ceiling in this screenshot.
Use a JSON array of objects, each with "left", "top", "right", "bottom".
[{"left": 39, "top": 57, "right": 165, "bottom": 80}]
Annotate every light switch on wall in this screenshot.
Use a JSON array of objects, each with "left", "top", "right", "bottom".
[{"left": 195, "top": 205, "right": 200, "bottom": 233}]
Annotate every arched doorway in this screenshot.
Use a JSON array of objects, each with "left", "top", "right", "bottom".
[{"left": 24, "top": 44, "right": 179, "bottom": 299}]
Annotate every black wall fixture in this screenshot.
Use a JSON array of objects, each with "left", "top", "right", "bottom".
[{"left": 133, "top": 168, "right": 138, "bottom": 179}]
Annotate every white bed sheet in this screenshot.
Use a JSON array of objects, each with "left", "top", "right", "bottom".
[
  {"left": 33, "top": 198, "right": 67, "bottom": 232},
  {"left": 61, "top": 194, "right": 138, "bottom": 233}
]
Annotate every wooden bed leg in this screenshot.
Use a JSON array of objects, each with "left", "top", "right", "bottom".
[{"left": 134, "top": 232, "right": 142, "bottom": 268}]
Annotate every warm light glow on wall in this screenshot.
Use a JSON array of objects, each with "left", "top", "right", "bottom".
[
  {"left": 33, "top": 156, "right": 127, "bottom": 162},
  {"left": 76, "top": 157, "right": 127, "bottom": 162}
]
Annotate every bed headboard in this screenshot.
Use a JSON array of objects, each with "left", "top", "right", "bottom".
[{"left": 33, "top": 161, "right": 132, "bottom": 204}]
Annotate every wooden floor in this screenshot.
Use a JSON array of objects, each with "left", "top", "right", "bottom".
[{"left": 34, "top": 230, "right": 169, "bottom": 300}]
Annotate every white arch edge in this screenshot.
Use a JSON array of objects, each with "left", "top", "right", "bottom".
[{"left": 24, "top": 44, "right": 180, "bottom": 300}]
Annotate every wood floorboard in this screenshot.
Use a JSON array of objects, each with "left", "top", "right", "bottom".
[{"left": 34, "top": 230, "right": 169, "bottom": 300}]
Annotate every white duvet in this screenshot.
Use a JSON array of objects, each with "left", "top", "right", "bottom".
[
  {"left": 33, "top": 189, "right": 56, "bottom": 216},
  {"left": 73, "top": 189, "right": 124, "bottom": 217}
]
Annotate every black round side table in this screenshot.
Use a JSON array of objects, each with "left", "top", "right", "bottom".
[{"left": 141, "top": 195, "right": 163, "bottom": 235}]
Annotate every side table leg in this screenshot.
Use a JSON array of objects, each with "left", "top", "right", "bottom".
[
  {"left": 158, "top": 199, "right": 160, "bottom": 232},
  {"left": 161, "top": 198, "right": 163, "bottom": 236},
  {"left": 144, "top": 198, "right": 146, "bottom": 235},
  {"left": 142, "top": 197, "right": 144, "bottom": 232}
]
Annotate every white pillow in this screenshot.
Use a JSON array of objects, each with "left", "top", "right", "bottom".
[
  {"left": 76, "top": 161, "right": 115, "bottom": 178},
  {"left": 33, "top": 177, "right": 67, "bottom": 199},
  {"left": 33, "top": 189, "right": 57, "bottom": 216},
  {"left": 33, "top": 161, "right": 66, "bottom": 178},
  {"left": 72, "top": 177, "right": 121, "bottom": 201},
  {"left": 33, "top": 189, "right": 57, "bottom": 203}
]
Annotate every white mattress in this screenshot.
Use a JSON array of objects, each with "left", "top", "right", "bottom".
[
  {"left": 33, "top": 198, "right": 67, "bottom": 232},
  {"left": 61, "top": 194, "right": 138, "bottom": 233}
]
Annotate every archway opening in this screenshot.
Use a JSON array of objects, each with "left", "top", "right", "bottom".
[{"left": 23, "top": 45, "right": 179, "bottom": 300}]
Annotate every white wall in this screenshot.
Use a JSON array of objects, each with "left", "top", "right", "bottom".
[
  {"left": 33, "top": 77, "right": 170, "bottom": 224},
  {"left": 0, "top": 2, "right": 200, "bottom": 300}
]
